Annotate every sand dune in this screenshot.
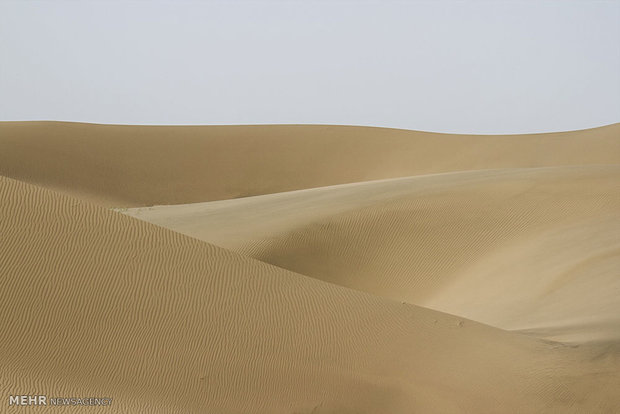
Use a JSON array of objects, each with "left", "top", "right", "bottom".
[
  {"left": 0, "top": 121, "right": 618, "bottom": 207},
  {"left": 1, "top": 121, "right": 620, "bottom": 412},
  {"left": 124, "top": 165, "right": 620, "bottom": 343},
  {"left": 5, "top": 175, "right": 619, "bottom": 413}
]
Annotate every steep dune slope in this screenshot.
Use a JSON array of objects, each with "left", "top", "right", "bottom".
[
  {"left": 125, "top": 165, "right": 620, "bottom": 343},
  {"left": 1, "top": 121, "right": 619, "bottom": 207},
  {"left": 6, "top": 176, "right": 619, "bottom": 413}
]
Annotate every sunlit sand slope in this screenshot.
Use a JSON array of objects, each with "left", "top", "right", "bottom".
[
  {"left": 2, "top": 176, "right": 620, "bottom": 413},
  {"left": 0, "top": 121, "right": 618, "bottom": 207},
  {"left": 125, "top": 165, "right": 620, "bottom": 344}
]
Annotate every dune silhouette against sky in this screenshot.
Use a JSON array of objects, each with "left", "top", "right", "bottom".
[{"left": 2, "top": 0, "right": 619, "bottom": 412}]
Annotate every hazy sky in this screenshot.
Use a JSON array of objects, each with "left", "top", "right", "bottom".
[{"left": 1, "top": 0, "right": 618, "bottom": 134}]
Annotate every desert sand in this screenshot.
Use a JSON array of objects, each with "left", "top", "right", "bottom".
[{"left": 1, "top": 121, "right": 619, "bottom": 413}]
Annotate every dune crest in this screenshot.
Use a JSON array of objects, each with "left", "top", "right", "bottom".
[
  {"left": 125, "top": 165, "right": 620, "bottom": 343},
  {"left": 0, "top": 121, "right": 618, "bottom": 207}
]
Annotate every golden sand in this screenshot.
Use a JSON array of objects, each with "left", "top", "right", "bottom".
[{"left": 1, "top": 122, "right": 619, "bottom": 412}]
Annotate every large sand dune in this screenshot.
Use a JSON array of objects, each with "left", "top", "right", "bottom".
[
  {"left": 0, "top": 121, "right": 618, "bottom": 207},
  {"left": 6, "top": 176, "right": 619, "bottom": 413},
  {"left": 1, "top": 121, "right": 620, "bottom": 412},
  {"left": 125, "top": 165, "right": 620, "bottom": 344}
]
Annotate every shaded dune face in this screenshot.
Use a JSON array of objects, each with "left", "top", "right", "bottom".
[
  {"left": 1, "top": 122, "right": 620, "bottom": 413},
  {"left": 125, "top": 166, "right": 620, "bottom": 344},
  {"left": 5, "top": 175, "right": 615, "bottom": 414}
]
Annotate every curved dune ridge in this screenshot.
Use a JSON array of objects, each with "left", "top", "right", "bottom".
[
  {"left": 0, "top": 121, "right": 619, "bottom": 207},
  {"left": 125, "top": 165, "right": 620, "bottom": 344},
  {"left": 6, "top": 175, "right": 620, "bottom": 413},
  {"left": 1, "top": 121, "right": 620, "bottom": 412}
]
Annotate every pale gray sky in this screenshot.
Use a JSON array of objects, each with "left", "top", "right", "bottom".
[{"left": 1, "top": 0, "right": 618, "bottom": 133}]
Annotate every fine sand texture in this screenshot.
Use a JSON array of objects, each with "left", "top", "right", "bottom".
[
  {"left": 125, "top": 165, "right": 620, "bottom": 344},
  {"left": 1, "top": 121, "right": 620, "bottom": 413}
]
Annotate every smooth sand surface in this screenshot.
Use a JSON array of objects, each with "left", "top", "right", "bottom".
[
  {"left": 1, "top": 121, "right": 619, "bottom": 207},
  {"left": 126, "top": 165, "right": 620, "bottom": 344},
  {"left": 1, "top": 121, "right": 620, "bottom": 412}
]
